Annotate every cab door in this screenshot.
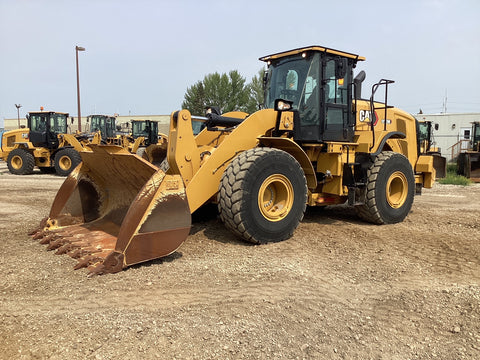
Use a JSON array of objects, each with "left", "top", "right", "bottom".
[
  {"left": 321, "top": 57, "right": 354, "bottom": 142},
  {"left": 28, "top": 113, "right": 48, "bottom": 147}
]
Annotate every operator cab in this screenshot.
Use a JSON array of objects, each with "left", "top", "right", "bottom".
[
  {"left": 260, "top": 46, "right": 365, "bottom": 143},
  {"left": 88, "top": 115, "right": 117, "bottom": 139},
  {"left": 27, "top": 111, "right": 69, "bottom": 148},
  {"left": 131, "top": 120, "right": 159, "bottom": 145}
]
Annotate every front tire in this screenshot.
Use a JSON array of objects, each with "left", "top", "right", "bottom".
[
  {"left": 355, "top": 151, "right": 415, "bottom": 224},
  {"left": 54, "top": 148, "right": 82, "bottom": 176},
  {"left": 218, "top": 147, "right": 307, "bottom": 244},
  {"left": 7, "top": 148, "right": 35, "bottom": 175}
]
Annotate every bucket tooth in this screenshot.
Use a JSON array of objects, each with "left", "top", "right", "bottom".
[
  {"left": 32, "top": 230, "right": 47, "bottom": 241},
  {"left": 87, "top": 251, "right": 124, "bottom": 275},
  {"left": 69, "top": 248, "right": 98, "bottom": 259},
  {"left": 29, "top": 217, "right": 48, "bottom": 236},
  {"left": 74, "top": 255, "right": 103, "bottom": 270},
  {"left": 55, "top": 243, "right": 80, "bottom": 255},
  {"left": 39, "top": 233, "right": 58, "bottom": 245},
  {"left": 47, "top": 238, "right": 69, "bottom": 251}
]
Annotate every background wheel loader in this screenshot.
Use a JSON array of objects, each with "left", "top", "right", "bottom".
[
  {"left": 31, "top": 45, "right": 436, "bottom": 275},
  {"left": 417, "top": 120, "right": 446, "bottom": 179},
  {"left": 1, "top": 110, "right": 99, "bottom": 176},
  {"left": 127, "top": 120, "right": 168, "bottom": 165},
  {"left": 85, "top": 116, "right": 168, "bottom": 164}
]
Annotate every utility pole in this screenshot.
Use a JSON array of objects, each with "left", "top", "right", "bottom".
[{"left": 76, "top": 46, "right": 86, "bottom": 132}]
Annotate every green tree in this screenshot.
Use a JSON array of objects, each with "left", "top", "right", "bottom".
[
  {"left": 182, "top": 80, "right": 206, "bottom": 116},
  {"left": 245, "top": 69, "right": 265, "bottom": 113},
  {"left": 182, "top": 69, "right": 265, "bottom": 115}
]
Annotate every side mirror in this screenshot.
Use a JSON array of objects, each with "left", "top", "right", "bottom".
[
  {"left": 434, "top": 123, "right": 439, "bottom": 131},
  {"left": 335, "top": 58, "right": 348, "bottom": 79},
  {"left": 263, "top": 69, "right": 270, "bottom": 89}
]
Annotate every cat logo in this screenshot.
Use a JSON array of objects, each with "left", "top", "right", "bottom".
[{"left": 359, "top": 110, "right": 378, "bottom": 126}]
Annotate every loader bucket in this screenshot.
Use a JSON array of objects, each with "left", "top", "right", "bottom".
[
  {"left": 31, "top": 145, "right": 191, "bottom": 275},
  {"left": 432, "top": 153, "right": 447, "bottom": 179}
]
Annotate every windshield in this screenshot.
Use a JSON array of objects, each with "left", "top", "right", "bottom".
[
  {"left": 264, "top": 53, "right": 320, "bottom": 111},
  {"left": 417, "top": 121, "right": 430, "bottom": 144},
  {"left": 90, "top": 116, "right": 105, "bottom": 132},
  {"left": 132, "top": 121, "right": 149, "bottom": 138},
  {"left": 29, "top": 113, "right": 67, "bottom": 133}
]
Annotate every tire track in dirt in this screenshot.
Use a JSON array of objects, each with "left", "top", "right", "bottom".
[{"left": 1, "top": 278, "right": 355, "bottom": 316}]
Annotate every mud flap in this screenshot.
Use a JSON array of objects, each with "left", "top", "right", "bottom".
[{"left": 31, "top": 145, "right": 191, "bottom": 274}]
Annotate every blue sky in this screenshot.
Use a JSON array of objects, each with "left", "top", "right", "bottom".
[{"left": 1, "top": 0, "right": 479, "bottom": 127}]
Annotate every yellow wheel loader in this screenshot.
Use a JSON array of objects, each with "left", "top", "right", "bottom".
[
  {"left": 417, "top": 120, "right": 446, "bottom": 179},
  {"left": 85, "top": 116, "right": 168, "bottom": 164},
  {"left": 127, "top": 120, "right": 168, "bottom": 166},
  {"left": 1, "top": 111, "right": 98, "bottom": 176},
  {"left": 31, "top": 46, "right": 436, "bottom": 275}
]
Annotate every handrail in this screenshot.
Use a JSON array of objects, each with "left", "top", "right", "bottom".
[
  {"left": 448, "top": 139, "right": 471, "bottom": 159},
  {"left": 368, "top": 79, "right": 395, "bottom": 151}
]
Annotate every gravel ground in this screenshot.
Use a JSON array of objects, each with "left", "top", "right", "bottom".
[{"left": 0, "top": 161, "right": 479, "bottom": 360}]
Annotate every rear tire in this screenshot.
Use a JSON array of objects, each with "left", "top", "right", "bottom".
[
  {"left": 355, "top": 151, "right": 415, "bottom": 224},
  {"left": 54, "top": 148, "right": 82, "bottom": 176},
  {"left": 7, "top": 148, "right": 35, "bottom": 175},
  {"left": 218, "top": 147, "right": 307, "bottom": 244}
]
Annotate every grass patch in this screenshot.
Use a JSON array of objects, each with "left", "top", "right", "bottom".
[{"left": 437, "top": 163, "right": 472, "bottom": 185}]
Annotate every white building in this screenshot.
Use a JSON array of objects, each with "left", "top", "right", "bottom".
[{"left": 415, "top": 112, "right": 480, "bottom": 161}]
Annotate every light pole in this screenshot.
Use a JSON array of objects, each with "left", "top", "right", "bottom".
[
  {"left": 75, "top": 46, "right": 86, "bottom": 132},
  {"left": 15, "top": 104, "right": 22, "bottom": 128}
]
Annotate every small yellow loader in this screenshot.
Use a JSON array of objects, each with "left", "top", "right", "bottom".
[
  {"left": 86, "top": 116, "right": 168, "bottom": 164},
  {"left": 1, "top": 110, "right": 100, "bottom": 176},
  {"left": 417, "top": 120, "right": 446, "bottom": 179},
  {"left": 31, "top": 46, "right": 436, "bottom": 274},
  {"left": 126, "top": 120, "right": 168, "bottom": 166}
]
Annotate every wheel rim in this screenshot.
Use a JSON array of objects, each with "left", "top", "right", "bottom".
[
  {"left": 386, "top": 171, "right": 408, "bottom": 208},
  {"left": 258, "top": 174, "right": 294, "bottom": 221},
  {"left": 11, "top": 155, "right": 23, "bottom": 170},
  {"left": 59, "top": 156, "right": 72, "bottom": 171}
]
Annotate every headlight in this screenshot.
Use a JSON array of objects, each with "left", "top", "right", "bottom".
[{"left": 274, "top": 99, "right": 293, "bottom": 111}]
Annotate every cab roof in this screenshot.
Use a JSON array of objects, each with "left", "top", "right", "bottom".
[
  {"left": 259, "top": 45, "right": 366, "bottom": 62},
  {"left": 28, "top": 111, "right": 69, "bottom": 116},
  {"left": 87, "top": 114, "right": 117, "bottom": 118}
]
